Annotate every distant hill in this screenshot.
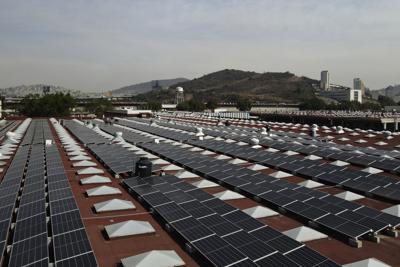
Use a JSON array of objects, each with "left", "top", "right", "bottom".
[
  {"left": 0, "top": 84, "right": 83, "bottom": 97},
  {"left": 134, "top": 69, "right": 318, "bottom": 103},
  {"left": 112, "top": 78, "right": 188, "bottom": 96},
  {"left": 370, "top": 85, "right": 400, "bottom": 102}
]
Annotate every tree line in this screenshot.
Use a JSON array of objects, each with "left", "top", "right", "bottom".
[
  {"left": 14, "top": 92, "right": 400, "bottom": 117},
  {"left": 299, "top": 95, "right": 399, "bottom": 111}
]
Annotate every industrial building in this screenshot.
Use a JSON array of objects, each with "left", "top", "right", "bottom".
[{"left": 0, "top": 115, "right": 399, "bottom": 267}]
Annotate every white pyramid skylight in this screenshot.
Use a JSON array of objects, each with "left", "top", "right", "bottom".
[
  {"left": 67, "top": 150, "right": 88, "bottom": 156},
  {"left": 94, "top": 199, "right": 135, "bottom": 213},
  {"left": 304, "top": 155, "right": 322, "bottom": 160},
  {"left": 70, "top": 155, "right": 91, "bottom": 161},
  {"left": 335, "top": 191, "right": 365, "bottom": 201},
  {"left": 176, "top": 171, "right": 199, "bottom": 179},
  {"left": 105, "top": 220, "right": 155, "bottom": 239},
  {"left": 382, "top": 204, "right": 400, "bottom": 217},
  {"left": 214, "top": 190, "right": 245, "bottom": 200},
  {"left": 270, "top": 171, "right": 291, "bottom": 178},
  {"left": 343, "top": 258, "right": 391, "bottom": 267},
  {"left": 361, "top": 167, "right": 383, "bottom": 174},
  {"left": 331, "top": 160, "right": 350, "bottom": 166},
  {"left": 77, "top": 167, "right": 104, "bottom": 175},
  {"left": 86, "top": 186, "right": 122, "bottom": 196},
  {"left": 121, "top": 250, "right": 185, "bottom": 267},
  {"left": 243, "top": 206, "right": 278, "bottom": 218},
  {"left": 228, "top": 158, "right": 248, "bottom": 165},
  {"left": 298, "top": 180, "right": 324, "bottom": 189},
  {"left": 200, "top": 150, "right": 215, "bottom": 155},
  {"left": 151, "top": 159, "right": 169, "bottom": 165},
  {"left": 283, "top": 150, "right": 299, "bottom": 156},
  {"left": 80, "top": 175, "right": 111, "bottom": 185},
  {"left": 214, "top": 154, "right": 232, "bottom": 160},
  {"left": 73, "top": 160, "right": 97, "bottom": 167},
  {"left": 162, "top": 164, "right": 183, "bottom": 171},
  {"left": 189, "top": 147, "right": 203, "bottom": 152},
  {"left": 374, "top": 141, "right": 388, "bottom": 146},
  {"left": 192, "top": 180, "right": 219, "bottom": 189},
  {"left": 247, "top": 164, "right": 268, "bottom": 171},
  {"left": 283, "top": 226, "right": 327, "bottom": 242}
]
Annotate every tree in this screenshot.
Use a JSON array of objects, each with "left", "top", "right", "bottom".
[
  {"left": 176, "top": 99, "right": 205, "bottom": 112},
  {"left": 143, "top": 101, "right": 162, "bottom": 111},
  {"left": 236, "top": 97, "right": 252, "bottom": 111},
  {"left": 86, "top": 98, "right": 113, "bottom": 117},
  {"left": 19, "top": 93, "right": 75, "bottom": 117},
  {"left": 378, "top": 95, "right": 396, "bottom": 107},
  {"left": 206, "top": 99, "right": 218, "bottom": 112},
  {"left": 299, "top": 98, "right": 326, "bottom": 110}
]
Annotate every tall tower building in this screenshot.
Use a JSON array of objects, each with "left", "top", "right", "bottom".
[
  {"left": 320, "top": 71, "right": 330, "bottom": 90},
  {"left": 353, "top": 78, "right": 365, "bottom": 96},
  {"left": 175, "top": 87, "right": 184, "bottom": 104}
]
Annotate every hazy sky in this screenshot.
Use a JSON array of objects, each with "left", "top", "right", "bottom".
[{"left": 0, "top": 0, "right": 399, "bottom": 91}]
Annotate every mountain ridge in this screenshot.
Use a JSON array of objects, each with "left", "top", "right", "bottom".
[{"left": 134, "top": 69, "right": 319, "bottom": 103}]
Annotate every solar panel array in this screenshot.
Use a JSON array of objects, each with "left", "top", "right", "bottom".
[
  {"left": 65, "top": 120, "right": 341, "bottom": 266},
  {"left": 0, "top": 120, "right": 97, "bottom": 267},
  {"left": 71, "top": 120, "right": 400, "bottom": 246},
  {"left": 117, "top": 118, "right": 400, "bottom": 203},
  {"left": 64, "top": 121, "right": 139, "bottom": 175},
  {"left": 155, "top": 117, "right": 400, "bottom": 173},
  {"left": 188, "top": 139, "right": 400, "bottom": 203},
  {"left": 138, "top": 142, "right": 399, "bottom": 242},
  {"left": 124, "top": 175, "right": 340, "bottom": 267}
]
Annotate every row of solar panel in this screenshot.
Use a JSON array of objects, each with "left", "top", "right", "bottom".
[
  {"left": 64, "top": 121, "right": 137, "bottom": 175},
  {"left": 123, "top": 175, "right": 339, "bottom": 267},
  {"left": 46, "top": 146, "right": 98, "bottom": 267},
  {"left": 117, "top": 118, "right": 400, "bottom": 203},
  {"left": 0, "top": 120, "right": 97, "bottom": 267}
]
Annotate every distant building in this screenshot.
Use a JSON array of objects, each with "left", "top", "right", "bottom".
[
  {"left": 318, "top": 88, "right": 362, "bottom": 103},
  {"left": 175, "top": 87, "right": 184, "bottom": 104},
  {"left": 353, "top": 78, "right": 365, "bottom": 96},
  {"left": 320, "top": 70, "right": 330, "bottom": 90},
  {"left": 350, "top": 89, "right": 362, "bottom": 103},
  {"left": 106, "top": 107, "right": 152, "bottom": 117}
]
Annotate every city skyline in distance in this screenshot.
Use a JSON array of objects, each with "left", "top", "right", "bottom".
[{"left": 0, "top": 1, "right": 399, "bottom": 91}]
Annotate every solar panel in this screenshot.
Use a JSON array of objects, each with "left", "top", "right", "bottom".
[
  {"left": 51, "top": 210, "right": 85, "bottom": 236},
  {"left": 192, "top": 234, "right": 230, "bottom": 254},
  {"left": 255, "top": 252, "right": 298, "bottom": 266},
  {"left": 13, "top": 212, "right": 47, "bottom": 242},
  {"left": 266, "top": 235, "right": 303, "bottom": 253},
  {"left": 286, "top": 246, "right": 332, "bottom": 267},
  {"left": 56, "top": 252, "right": 98, "bottom": 267},
  {"left": 238, "top": 240, "right": 276, "bottom": 261},
  {"left": 204, "top": 245, "right": 248, "bottom": 267},
  {"left": 8, "top": 233, "right": 49, "bottom": 267},
  {"left": 53, "top": 229, "right": 93, "bottom": 262}
]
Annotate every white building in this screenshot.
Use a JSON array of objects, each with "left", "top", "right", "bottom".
[
  {"left": 320, "top": 71, "right": 330, "bottom": 90},
  {"left": 350, "top": 89, "right": 362, "bottom": 103},
  {"left": 318, "top": 88, "right": 362, "bottom": 103}
]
